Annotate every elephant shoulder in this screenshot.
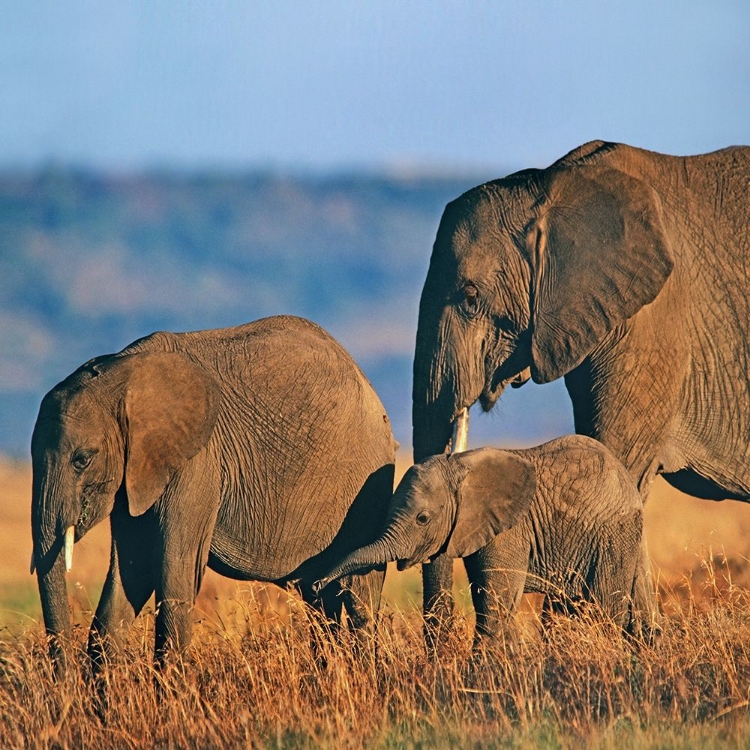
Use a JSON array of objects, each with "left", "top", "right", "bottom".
[
  {"left": 118, "top": 329, "right": 178, "bottom": 356},
  {"left": 529, "top": 434, "right": 611, "bottom": 468},
  {"left": 240, "top": 316, "right": 359, "bottom": 370},
  {"left": 229, "top": 315, "right": 332, "bottom": 341},
  {"left": 527, "top": 435, "right": 642, "bottom": 512},
  {"left": 549, "top": 140, "right": 621, "bottom": 169}
]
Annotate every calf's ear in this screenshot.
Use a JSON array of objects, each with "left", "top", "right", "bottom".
[
  {"left": 446, "top": 449, "right": 536, "bottom": 558},
  {"left": 122, "top": 352, "right": 220, "bottom": 516}
]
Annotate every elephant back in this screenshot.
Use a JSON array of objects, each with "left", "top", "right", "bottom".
[{"left": 161, "top": 315, "right": 396, "bottom": 581}]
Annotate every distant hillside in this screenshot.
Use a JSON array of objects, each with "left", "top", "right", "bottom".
[{"left": 0, "top": 168, "right": 572, "bottom": 458}]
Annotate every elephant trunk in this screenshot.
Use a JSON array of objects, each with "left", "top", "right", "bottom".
[
  {"left": 412, "top": 291, "right": 480, "bottom": 461},
  {"left": 313, "top": 535, "right": 401, "bottom": 596},
  {"left": 412, "top": 327, "right": 457, "bottom": 462},
  {"left": 31, "top": 471, "right": 75, "bottom": 671},
  {"left": 36, "top": 544, "right": 72, "bottom": 634},
  {"left": 36, "top": 543, "right": 72, "bottom": 672},
  {"left": 412, "top": 339, "right": 471, "bottom": 461}
]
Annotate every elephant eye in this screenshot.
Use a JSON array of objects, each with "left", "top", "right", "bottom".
[
  {"left": 463, "top": 283, "right": 479, "bottom": 313},
  {"left": 71, "top": 448, "right": 97, "bottom": 472},
  {"left": 416, "top": 511, "right": 431, "bottom": 526}
]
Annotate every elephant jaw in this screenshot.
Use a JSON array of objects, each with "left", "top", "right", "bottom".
[
  {"left": 479, "top": 383, "right": 504, "bottom": 412},
  {"left": 396, "top": 557, "right": 431, "bottom": 571}
]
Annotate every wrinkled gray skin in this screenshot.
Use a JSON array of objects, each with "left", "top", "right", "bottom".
[
  {"left": 413, "top": 140, "right": 750, "bottom": 632},
  {"left": 316, "top": 436, "right": 651, "bottom": 646},
  {"left": 31, "top": 316, "right": 395, "bottom": 669}
]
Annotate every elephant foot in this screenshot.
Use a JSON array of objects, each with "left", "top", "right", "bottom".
[
  {"left": 423, "top": 596, "right": 460, "bottom": 660},
  {"left": 44, "top": 633, "right": 71, "bottom": 683}
]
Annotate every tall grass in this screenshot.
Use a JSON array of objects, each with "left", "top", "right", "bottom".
[
  {"left": 4, "top": 460, "right": 750, "bottom": 747},
  {"left": 2, "top": 567, "right": 750, "bottom": 749}
]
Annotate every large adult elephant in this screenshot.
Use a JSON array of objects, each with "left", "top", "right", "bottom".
[
  {"left": 413, "top": 140, "right": 750, "bottom": 630},
  {"left": 31, "top": 316, "right": 396, "bottom": 668}
]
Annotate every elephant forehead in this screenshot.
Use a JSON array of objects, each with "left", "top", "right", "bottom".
[
  {"left": 57, "top": 394, "right": 105, "bottom": 428},
  {"left": 452, "top": 183, "right": 532, "bottom": 237},
  {"left": 402, "top": 458, "right": 451, "bottom": 495},
  {"left": 451, "top": 214, "right": 506, "bottom": 258},
  {"left": 36, "top": 389, "right": 109, "bottom": 445},
  {"left": 451, "top": 224, "right": 528, "bottom": 284}
]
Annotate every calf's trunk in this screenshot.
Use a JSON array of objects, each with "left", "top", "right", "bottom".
[{"left": 314, "top": 536, "right": 398, "bottom": 595}]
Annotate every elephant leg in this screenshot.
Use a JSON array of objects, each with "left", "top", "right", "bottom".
[
  {"left": 540, "top": 592, "right": 570, "bottom": 633},
  {"left": 463, "top": 549, "right": 525, "bottom": 653},
  {"left": 422, "top": 554, "right": 455, "bottom": 652},
  {"left": 627, "top": 538, "right": 659, "bottom": 642},
  {"left": 338, "top": 567, "right": 385, "bottom": 666},
  {"left": 297, "top": 580, "right": 344, "bottom": 666},
  {"left": 312, "top": 581, "right": 344, "bottom": 630},
  {"left": 301, "top": 567, "right": 384, "bottom": 663},
  {"left": 153, "top": 465, "right": 220, "bottom": 665},
  {"left": 88, "top": 501, "right": 157, "bottom": 671},
  {"left": 155, "top": 532, "right": 215, "bottom": 664},
  {"left": 340, "top": 567, "right": 384, "bottom": 631}
]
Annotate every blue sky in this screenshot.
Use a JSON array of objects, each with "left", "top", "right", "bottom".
[
  {"left": 2, "top": 2, "right": 749, "bottom": 456},
  {"left": 2, "top": 2, "right": 748, "bottom": 172}
]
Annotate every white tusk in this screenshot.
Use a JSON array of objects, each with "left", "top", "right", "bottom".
[
  {"left": 30, "top": 551, "right": 36, "bottom": 576},
  {"left": 450, "top": 407, "right": 470, "bottom": 454},
  {"left": 64, "top": 526, "right": 75, "bottom": 572}
]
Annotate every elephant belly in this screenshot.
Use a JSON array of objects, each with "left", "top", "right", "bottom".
[
  {"left": 207, "top": 520, "right": 339, "bottom": 584},
  {"left": 206, "top": 449, "right": 394, "bottom": 585},
  {"left": 662, "top": 467, "right": 749, "bottom": 502}
]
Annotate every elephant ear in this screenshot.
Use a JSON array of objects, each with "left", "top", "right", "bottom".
[
  {"left": 446, "top": 449, "right": 536, "bottom": 559},
  {"left": 529, "top": 165, "right": 673, "bottom": 383},
  {"left": 123, "top": 352, "right": 220, "bottom": 516}
]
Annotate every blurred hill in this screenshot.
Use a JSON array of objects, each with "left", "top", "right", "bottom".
[{"left": 0, "top": 167, "right": 573, "bottom": 458}]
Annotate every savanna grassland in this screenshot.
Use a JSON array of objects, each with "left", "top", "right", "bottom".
[{"left": 3, "top": 456, "right": 750, "bottom": 748}]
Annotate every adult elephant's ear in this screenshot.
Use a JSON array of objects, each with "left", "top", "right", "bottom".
[
  {"left": 122, "top": 352, "right": 220, "bottom": 516},
  {"left": 528, "top": 165, "right": 673, "bottom": 383},
  {"left": 446, "top": 449, "right": 536, "bottom": 558}
]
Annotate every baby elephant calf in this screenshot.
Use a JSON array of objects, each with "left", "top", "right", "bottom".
[{"left": 316, "top": 435, "right": 655, "bottom": 646}]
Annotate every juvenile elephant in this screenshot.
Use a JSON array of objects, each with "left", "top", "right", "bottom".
[
  {"left": 315, "top": 435, "right": 651, "bottom": 646},
  {"left": 30, "top": 316, "right": 396, "bottom": 668},
  {"left": 413, "top": 140, "right": 750, "bottom": 633}
]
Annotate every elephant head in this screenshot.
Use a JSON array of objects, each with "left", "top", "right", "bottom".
[
  {"left": 30, "top": 351, "right": 219, "bottom": 656},
  {"left": 412, "top": 141, "right": 674, "bottom": 460},
  {"left": 313, "top": 449, "right": 536, "bottom": 589}
]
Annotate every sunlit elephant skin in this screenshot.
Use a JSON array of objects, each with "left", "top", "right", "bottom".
[
  {"left": 316, "top": 435, "right": 653, "bottom": 646},
  {"left": 412, "top": 140, "right": 750, "bottom": 634},
  {"left": 30, "top": 316, "right": 396, "bottom": 669}
]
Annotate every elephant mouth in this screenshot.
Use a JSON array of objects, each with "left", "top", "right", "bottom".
[
  {"left": 480, "top": 376, "right": 509, "bottom": 412},
  {"left": 397, "top": 557, "right": 424, "bottom": 571},
  {"left": 75, "top": 497, "right": 91, "bottom": 532},
  {"left": 481, "top": 366, "right": 531, "bottom": 411},
  {"left": 397, "top": 553, "right": 435, "bottom": 572}
]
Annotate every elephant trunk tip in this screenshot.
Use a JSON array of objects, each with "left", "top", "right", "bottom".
[
  {"left": 311, "top": 578, "right": 331, "bottom": 597},
  {"left": 313, "top": 537, "right": 396, "bottom": 596}
]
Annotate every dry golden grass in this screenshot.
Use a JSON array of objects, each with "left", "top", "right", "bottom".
[
  {"left": 3, "top": 454, "right": 750, "bottom": 747},
  {"left": 2, "top": 585, "right": 750, "bottom": 748}
]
